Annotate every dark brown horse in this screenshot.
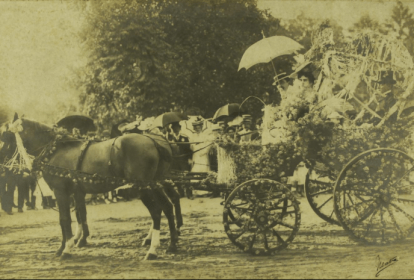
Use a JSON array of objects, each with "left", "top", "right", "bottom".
[{"left": 0, "top": 114, "right": 182, "bottom": 260}]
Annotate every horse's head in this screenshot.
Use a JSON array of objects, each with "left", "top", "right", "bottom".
[{"left": 1, "top": 113, "right": 55, "bottom": 157}]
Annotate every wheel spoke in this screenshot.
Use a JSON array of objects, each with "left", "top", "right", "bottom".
[
  {"left": 386, "top": 206, "right": 403, "bottom": 236},
  {"left": 232, "top": 206, "right": 253, "bottom": 212},
  {"left": 276, "top": 221, "right": 295, "bottom": 230},
  {"left": 339, "top": 199, "right": 373, "bottom": 211},
  {"left": 310, "top": 188, "right": 332, "bottom": 197},
  {"left": 391, "top": 164, "right": 414, "bottom": 188},
  {"left": 380, "top": 208, "right": 385, "bottom": 242},
  {"left": 230, "top": 202, "right": 250, "bottom": 207},
  {"left": 316, "top": 196, "right": 333, "bottom": 210},
  {"left": 263, "top": 231, "right": 269, "bottom": 250},
  {"left": 397, "top": 198, "right": 414, "bottom": 204},
  {"left": 347, "top": 193, "right": 360, "bottom": 217},
  {"left": 272, "top": 229, "right": 287, "bottom": 245},
  {"left": 248, "top": 229, "right": 259, "bottom": 250},
  {"left": 231, "top": 227, "right": 249, "bottom": 240},
  {"left": 390, "top": 202, "right": 414, "bottom": 223},
  {"left": 366, "top": 208, "right": 379, "bottom": 234}
]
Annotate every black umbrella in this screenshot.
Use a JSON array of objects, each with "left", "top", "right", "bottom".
[
  {"left": 213, "top": 103, "right": 244, "bottom": 121},
  {"left": 152, "top": 112, "right": 188, "bottom": 128},
  {"left": 56, "top": 115, "right": 97, "bottom": 135}
]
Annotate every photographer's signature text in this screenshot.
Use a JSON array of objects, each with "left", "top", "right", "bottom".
[{"left": 376, "top": 255, "right": 398, "bottom": 277}]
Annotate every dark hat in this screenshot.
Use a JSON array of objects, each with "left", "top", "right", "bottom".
[
  {"left": 192, "top": 117, "right": 204, "bottom": 127},
  {"left": 242, "top": 114, "right": 252, "bottom": 123},
  {"left": 217, "top": 121, "right": 226, "bottom": 127}
]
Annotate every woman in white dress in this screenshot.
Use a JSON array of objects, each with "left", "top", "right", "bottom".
[{"left": 189, "top": 118, "right": 211, "bottom": 173}]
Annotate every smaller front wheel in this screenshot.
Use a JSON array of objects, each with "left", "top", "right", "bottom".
[{"left": 223, "top": 179, "right": 301, "bottom": 256}]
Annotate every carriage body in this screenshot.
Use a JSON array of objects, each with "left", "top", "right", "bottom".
[{"left": 167, "top": 30, "right": 414, "bottom": 255}]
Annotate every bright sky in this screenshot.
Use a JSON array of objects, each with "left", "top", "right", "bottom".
[
  {"left": 258, "top": 0, "right": 414, "bottom": 30},
  {"left": 0, "top": 1, "right": 85, "bottom": 124}
]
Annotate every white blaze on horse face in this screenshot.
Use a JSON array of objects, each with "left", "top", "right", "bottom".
[
  {"left": 147, "top": 229, "right": 160, "bottom": 255},
  {"left": 62, "top": 238, "right": 76, "bottom": 254},
  {"left": 74, "top": 223, "right": 83, "bottom": 241}
]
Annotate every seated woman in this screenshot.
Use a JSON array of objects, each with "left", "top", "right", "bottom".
[{"left": 277, "top": 69, "right": 318, "bottom": 122}]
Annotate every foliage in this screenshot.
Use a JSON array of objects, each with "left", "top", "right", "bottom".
[
  {"left": 383, "top": 1, "right": 414, "bottom": 56},
  {"left": 295, "top": 107, "right": 414, "bottom": 177},
  {"left": 349, "top": 14, "right": 381, "bottom": 34},
  {"left": 74, "top": 0, "right": 282, "bottom": 130},
  {"left": 217, "top": 138, "right": 301, "bottom": 184},
  {"left": 279, "top": 14, "right": 346, "bottom": 53}
]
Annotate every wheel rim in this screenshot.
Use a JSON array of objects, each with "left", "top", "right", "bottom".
[
  {"left": 334, "top": 148, "right": 414, "bottom": 244},
  {"left": 223, "top": 179, "right": 301, "bottom": 255},
  {"left": 305, "top": 170, "right": 340, "bottom": 225}
]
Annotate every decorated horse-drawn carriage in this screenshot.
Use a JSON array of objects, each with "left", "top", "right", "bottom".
[
  {"left": 1, "top": 26, "right": 414, "bottom": 260},
  {"left": 172, "top": 28, "right": 414, "bottom": 255}
]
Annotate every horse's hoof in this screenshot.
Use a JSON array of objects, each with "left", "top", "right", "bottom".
[
  {"left": 142, "top": 239, "right": 151, "bottom": 246},
  {"left": 76, "top": 239, "right": 87, "bottom": 248},
  {"left": 144, "top": 253, "right": 157, "bottom": 261},
  {"left": 55, "top": 250, "right": 63, "bottom": 257},
  {"left": 166, "top": 245, "right": 177, "bottom": 254},
  {"left": 60, "top": 253, "right": 72, "bottom": 261},
  {"left": 176, "top": 229, "right": 181, "bottom": 236}
]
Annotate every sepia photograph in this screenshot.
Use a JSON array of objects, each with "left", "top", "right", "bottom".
[{"left": 1, "top": 0, "right": 414, "bottom": 278}]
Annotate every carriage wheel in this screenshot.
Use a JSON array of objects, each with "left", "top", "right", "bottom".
[
  {"left": 305, "top": 171, "right": 340, "bottom": 225},
  {"left": 223, "top": 179, "right": 301, "bottom": 256},
  {"left": 334, "top": 148, "right": 414, "bottom": 244}
]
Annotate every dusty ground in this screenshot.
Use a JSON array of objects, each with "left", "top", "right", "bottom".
[{"left": 0, "top": 194, "right": 413, "bottom": 279}]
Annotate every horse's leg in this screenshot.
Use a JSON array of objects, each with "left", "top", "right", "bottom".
[
  {"left": 74, "top": 190, "right": 89, "bottom": 248},
  {"left": 165, "top": 186, "right": 183, "bottom": 236},
  {"left": 55, "top": 222, "right": 66, "bottom": 257},
  {"left": 54, "top": 188, "right": 75, "bottom": 260},
  {"left": 142, "top": 221, "right": 153, "bottom": 246},
  {"left": 155, "top": 187, "right": 179, "bottom": 254},
  {"left": 73, "top": 210, "right": 83, "bottom": 245},
  {"left": 141, "top": 191, "right": 162, "bottom": 260}
]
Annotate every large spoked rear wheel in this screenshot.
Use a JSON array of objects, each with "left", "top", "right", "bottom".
[
  {"left": 334, "top": 148, "right": 414, "bottom": 245},
  {"left": 223, "top": 179, "right": 301, "bottom": 256},
  {"left": 305, "top": 170, "right": 340, "bottom": 225}
]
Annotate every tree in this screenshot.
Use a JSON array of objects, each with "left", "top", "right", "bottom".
[
  {"left": 74, "top": 0, "right": 282, "bottom": 130},
  {"left": 279, "top": 12, "right": 345, "bottom": 51},
  {"left": 348, "top": 14, "right": 381, "bottom": 34},
  {"left": 383, "top": 1, "right": 414, "bottom": 56}
]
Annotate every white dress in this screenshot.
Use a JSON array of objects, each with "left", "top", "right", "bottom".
[{"left": 190, "top": 133, "right": 211, "bottom": 173}]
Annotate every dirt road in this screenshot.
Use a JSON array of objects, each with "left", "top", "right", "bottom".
[{"left": 0, "top": 196, "right": 413, "bottom": 279}]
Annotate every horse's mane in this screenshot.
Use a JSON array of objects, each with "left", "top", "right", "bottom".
[{"left": 21, "top": 118, "right": 53, "bottom": 132}]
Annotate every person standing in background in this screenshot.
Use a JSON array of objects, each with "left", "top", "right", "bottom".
[
  {"left": 0, "top": 169, "right": 17, "bottom": 215},
  {"left": 17, "top": 170, "right": 37, "bottom": 212}
]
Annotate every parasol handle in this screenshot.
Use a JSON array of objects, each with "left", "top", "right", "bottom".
[{"left": 262, "top": 30, "right": 281, "bottom": 85}]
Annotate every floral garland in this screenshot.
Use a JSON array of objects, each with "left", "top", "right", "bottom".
[{"left": 31, "top": 134, "right": 178, "bottom": 192}]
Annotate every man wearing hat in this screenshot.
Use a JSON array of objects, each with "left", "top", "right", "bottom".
[
  {"left": 237, "top": 115, "right": 256, "bottom": 143},
  {"left": 167, "top": 122, "right": 191, "bottom": 171}
]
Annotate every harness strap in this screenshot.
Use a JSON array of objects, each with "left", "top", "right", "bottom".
[
  {"left": 108, "top": 137, "right": 119, "bottom": 176},
  {"left": 76, "top": 141, "right": 93, "bottom": 171}
]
